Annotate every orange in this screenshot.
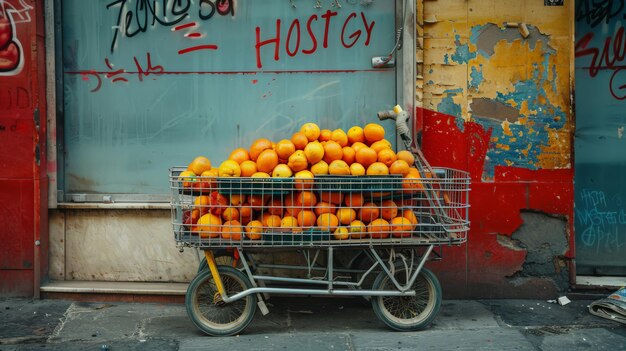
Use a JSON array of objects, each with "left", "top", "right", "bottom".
[
  {"left": 336, "top": 207, "right": 356, "bottom": 225},
  {"left": 297, "top": 210, "right": 317, "bottom": 227},
  {"left": 323, "top": 141, "right": 343, "bottom": 163},
  {"left": 359, "top": 202, "right": 380, "bottom": 223},
  {"left": 194, "top": 195, "right": 211, "bottom": 216},
  {"left": 370, "top": 139, "right": 392, "bottom": 153},
  {"left": 245, "top": 220, "right": 263, "bottom": 240},
  {"left": 402, "top": 209, "right": 419, "bottom": 225},
  {"left": 328, "top": 160, "right": 351, "bottom": 175},
  {"left": 187, "top": 156, "right": 212, "bottom": 176},
  {"left": 310, "top": 160, "right": 329, "bottom": 175},
  {"left": 284, "top": 194, "right": 301, "bottom": 217},
  {"left": 251, "top": 171, "right": 271, "bottom": 178},
  {"left": 263, "top": 214, "right": 282, "bottom": 228},
  {"left": 331, "top": 129, "right": 349, "bottom": 147},
  {"left": 396, "top": 150, "right": 415, "bottom": 166},
  {"left": 218, "top": 160, "right": 242, "bottom": 177},
  {"left": 317, "top": 213, "right": 339, "bottom": 231},
  {"left": 368, "top": 218, "right": 390, "bottom": 239},
  {"left": 349, "top": 220, "right": 367, "bottom": 238},
  {"left": 228, "top": 148, "right": 250, "bottom": 164},
  {"left": 344, "top": 193, "right": 364, "bottom": 207},
  {"left": 300, "top": 122, "right": 321, "bottom": 142},
  {"left": 230, "top": 194, "right": 246, "bottom": 206},
  {"left": 391, "top": 217, "right": 414, "bottom": 238},
  {"left": 351, "top": 141, "right": 368, "bottom": 153},
  {"left": 198, "top": 168, "right": 219, "bottom": 190},
  {"left": 350, "top": 163, "right": 366, "bottom": 176},
  {"left": 240, "top": 160, "right": 258, "bottom": 177},
  {"left": 320, "top": 192, "right": 343, "bottom": 205},
  {"left": 249, "top": 194, "right": 268, "bottom": 209},
  {"left": 380, "top": 200, "right": 398, "bottom": 221},
  {"left": 275, "top": 139, "right": 296, "bottom": 161},
  {"left": 291, "top": 132, "right": 309, "bottom": 150},
  {"left": 304, "top": 141, "right": 325, "bottom": 164},
  {"left": 377, "top": 148, "right": 397, "bottom": 167},
  {"left": 272, "top": 164, "right": 293, "bottom": 177},
  {"left": 366, "top": 162, "right": 389, "bottom": 175},
  {"left": 403, "top": 168, "right": 424, "bottom": 193},
  {"left": 295, "top": 170, "right": 314, "bottom": 190},
  {"left": 315, "top": 201, "right": 336, "bottom": 216},
  {"left": 319, "top": 129, "right": 332, "bottom": 142},
  {"left": 281, "top": 216, "right": 299, "bottom": 229},
  {"left": 256, "top": 149, "right": 279, "bottom": 173},
  {"left": 288, "top": 150, "right": 308, "bottom": 172},
  {"left": 179, "top": 170, "right": 196, "bottom": 188},
  {"left": 222, "top": 207, "right": 240, "bottom": 222},
  {"left": 297, "top": 191, "right": 318, "bottom": 207},
  {"left": 347, "top": 126, "right": 365, "bottom": 144},
  {"left": 250, "top": 138, "right": 273, "bottom": 161},
  {"left": 342, "top": 146, "right": 356, "bottom": 165},
  {"left": 333, "top": 227, "right": 349, "bottom": 240},
  {"left": 267, "top": 198, "right": 284, "bottom": 216},
  {"left": 221, "top": 220, "right": 243, "bottom": 241},
  {"left": 355, "top": 147, "right": 378, "bottom": 168},
  {"left": 239, "top": 203, "right": 253, "bottom": 220},
  {"left": 389, "top": 160, "right": 410, "bottom": 176},
  {"left": 197, "top": 213, "right": 222, "bottom": 238},
  {"left": 363, "top": 123, "right": 385, "bottom": 144}
]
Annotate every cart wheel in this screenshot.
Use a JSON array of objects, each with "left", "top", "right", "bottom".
[
  {"left": 371, "top": 266, "right": 441, "bottom": 331},
  {"left": 186, "top": 266, "right": 257, "bottom": 336}
]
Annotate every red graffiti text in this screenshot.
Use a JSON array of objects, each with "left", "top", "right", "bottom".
[
  {"left": 576, "top": 25, "right": 626, "bottom": 100},
  {"left": 255, "top": 10, "right": 375, "bottom": 69}
]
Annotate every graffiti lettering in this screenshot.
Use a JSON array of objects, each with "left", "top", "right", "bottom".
[
  {"left": 0, "top": 0, "right": 29, "bottom": 75},
  {"left": 255, "top": 10, "right": 375, "bottom": 69},
  {"left": 77, "top": 53, "right": 164, "bottom": 92},
  {"left": 577, "top": 189, "right": 626, "bottom": 251},
  {"left": 106, "top": 0, "right": 234, "bottom": 53},
  {"left": 576, "top": 0, "right": 624, "bottom": 28},
  {"left": 0, "top": 86, "right": 29, "bottom": 109},
  {"left": 580, "top": 226, "right": 626, "bottom": 251},
  {"left": 575, "top": 25, "right": 626, "bottom": 100}
]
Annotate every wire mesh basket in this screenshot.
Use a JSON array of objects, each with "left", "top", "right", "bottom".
[{"left": 170, "top": 167, "right": 470, "bottom": 248}]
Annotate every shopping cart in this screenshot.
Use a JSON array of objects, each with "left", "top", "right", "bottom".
[{"left": 169, "top": 108, "right": 470, "bottom": 336}]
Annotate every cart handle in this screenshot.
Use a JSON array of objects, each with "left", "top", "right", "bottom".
[{"left": 377, "top": 105, "right": 412, "bottom": 151}]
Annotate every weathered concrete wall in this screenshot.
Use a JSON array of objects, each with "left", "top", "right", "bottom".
[
  {"left": 49, "top": 210, "right": 198, "bottom": 282},
  {"left": 420, "top": 0, "right": 574, "bottom": 298}
]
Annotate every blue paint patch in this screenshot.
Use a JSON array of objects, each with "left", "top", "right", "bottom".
[
  {"left": 451, "top": 35, "right": 477, "bottom": 64},
  {"left": 427, "top": 80, "right": 434, "bottom": 85},
  {"left": 444, "top": 54, "right": 450, "bottom": 65},
  {"left": 474, "top": 52, "right": 567, "bottom": 177},
  {"left": 437, "top": 88, "right": 465, "bottom": 131},
  {"left": 470, "top": 65, "right": 484, "bottom": 89},
  {"left": 429, "top": 68, "right": 434, "bottom": 74}
]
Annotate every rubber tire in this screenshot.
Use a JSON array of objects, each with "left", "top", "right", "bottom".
[
  {"left": 371, "top": 266, "right": 441, "bottom": 331},
  {"left": 186, "top": 266, "right": 257, "bottom": 336}
]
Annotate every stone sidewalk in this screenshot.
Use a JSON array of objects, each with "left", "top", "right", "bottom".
[{"left": 1, "top": 297, "right": 625, "bottom": 350}]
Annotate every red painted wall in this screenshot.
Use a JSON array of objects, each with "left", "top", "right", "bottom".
[
  {"left": 420, "top": 108, "right": 574, "bottom": 298},
  {"left": 0, "top": 0, "right": 47, "bottom": 297}
]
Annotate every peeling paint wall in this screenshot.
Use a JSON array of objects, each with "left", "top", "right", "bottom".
[{"left": 420, "top": 0, "right": 574, "bottom": 298}]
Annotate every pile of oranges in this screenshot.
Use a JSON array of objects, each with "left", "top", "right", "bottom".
[{"left": 179, "top": 122, "right": 425, "bottom": 240}]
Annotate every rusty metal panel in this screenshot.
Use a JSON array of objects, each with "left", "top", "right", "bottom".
[{"left": 0, "top": 179, "right": 34, "bottom": 270}]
